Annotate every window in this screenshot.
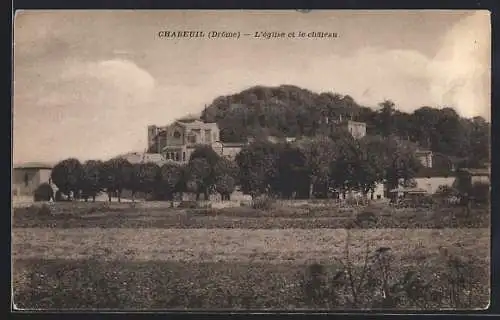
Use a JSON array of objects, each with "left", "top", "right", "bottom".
[
  {"left": 182, "top": 152, "right": 186, "bottom": 161},
  {"left": 173, "top": 131, "right": 181, "bottom": 139},
  {"left": 187, "top": 132, "right": 197, "bottom": 144},
  {"left": 24, "top": 173, "right": 29, "bottom": 187},
  {"left": 175, "top": 152, "right": 180, "bottom": 161}
]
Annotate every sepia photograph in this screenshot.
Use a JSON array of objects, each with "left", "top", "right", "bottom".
[{"left": 12, "top": 10, "right": 491, "bottom": 311}]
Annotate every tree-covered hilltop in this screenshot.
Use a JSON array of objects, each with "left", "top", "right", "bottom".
[{"left": 201, "top": 85, "right": 490, "bottom": 167}]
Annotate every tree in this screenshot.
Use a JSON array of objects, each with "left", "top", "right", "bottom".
[
  {"left": 51, "top": 158, "right": 83, "bottom": 200},
  {"left": 127, "top": 163, "right": 142, "bottom": 201},
  {"left": 295, "top": 136, "right": 336, "bottom": 198},
  {"left": 80, "top": 160, "right": 103, "bottom": 202},
  {"left": 137, "top": 162, "right": 161, "bottom": 199},
  {"left": 384, "top": 137, "right": 422, "bottom": 191},
  {"left": 34, "top": 183, "right": 54, "bottom": 202},
  {"left": 101, "top": 158, "right": 133, "bottom": 202},
  {"left": 467, "top": 116, "right": 490, "bottom": 166},
  {"left": 376, "top": 100, "right": 396, "bottom": 137},
  {"left": 355, "top": 138, "right": 386, "bottom": 198},
  {"left": 159, "top": 162, "right": 183, "bottom": 201},
  {"left": 212, "top": 157, "right": 240, "bottom": 199},
  {"left": 200, "top": 84, "right": 488, "bottom": 175},
  {"left": 215, "top": 174, "right": 236, "bottom": 200},
  {"left": 235, "top": 140, "right": 281, "bottom": 197},
  {"left": 411, "top": 107, "right": 441, "bottom": 150},
  {"left": 185, "top": 158, "right": 211, "bottom": 200},
  {"left": 213, "top": 157, "right": 239, "bottom": 181},
  {"left": 187, "top": 144, "right": 224, "bottom": 199},
  {"left": 189, "top": 144, "right": 221, "bottom": 167},
  {"left": 275, "top": 143, "right": 309, "bottom": 198},
  {"left": 328, "top": 135, "right": 363, "bottom": 197}
]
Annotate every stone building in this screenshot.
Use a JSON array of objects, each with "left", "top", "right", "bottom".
[
  {"left": 148, "top": 119, "right": 220, "bottom": 163},
  {"left": 13, "top": 162, "right": 54, "bottom": 196},
  {"left": 415, "top": 149, "right": 433, "bottom": 168},
  {"left": 343, "top": 120, "right": 366, "bottom": 139}
]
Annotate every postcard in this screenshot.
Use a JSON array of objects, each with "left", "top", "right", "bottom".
[{"left": 12, "top": 10, "right": 491, "bottom": 311}]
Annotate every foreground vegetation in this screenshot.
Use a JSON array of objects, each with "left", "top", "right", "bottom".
[
  {"left": 13, "top": 235, "right": 489, "bottom": 310},
  {"left": 13, "top": 227, "right": 489, "bottom": 264},
  {"left": 13, "top": 202, "right": 489, "bottom": 229},
  {"left": 12, "top": 201, "right": 490, "bottom": 310}
]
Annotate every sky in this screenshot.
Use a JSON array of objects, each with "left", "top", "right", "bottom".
[{"left": 13, "top": 10, "right": 491, "bottom": 164}]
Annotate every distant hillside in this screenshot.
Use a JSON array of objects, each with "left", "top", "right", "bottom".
[{"left": 200, "top": 85, "right": 490, "bottom": 167}]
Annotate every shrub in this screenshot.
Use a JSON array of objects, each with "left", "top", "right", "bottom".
[
  {"left": 354, "top": 210, "right": 378, "bottom": 228},
  {"left": 37, "top": 204, "right": 52, "bottom": 216},
  {"left": 251, "top": 195, "right": 275, "bottom": 210},
  {"left": 436, "top": 185, "right": 459, "bottom": 198},
  {"left": 177, "top": 200, "right": 212, "bottom": 209},
  {"left": 177, "top": 201, "right": 198, "bottom": 209},
  {"left": 417, "top": 195, "right": 435, "bottom": 208},
  {"left": 54, "top": 190, "right": 64, "bottom": 202},
  {"left": 33, "top": 183, "right": 54, "bottom": 202},
  {"left": 301, "top": 263, "right": 334, "bottom": 307}
]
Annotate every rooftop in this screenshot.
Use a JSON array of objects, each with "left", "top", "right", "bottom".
[
  {"left": 175, "top": 120, "right": 218, "bottom": 129},
  {"left": 415, "top": 149, "right": 433, "bottom": 155},
  {"left": 116, "top": 152, "right": 173, "bottom": 166},
  {"left": 13, "top": 162, "right": 54, "bottom": 170},
  {"left": 458, "top": 168, "right": 491, "bottom": 176}
]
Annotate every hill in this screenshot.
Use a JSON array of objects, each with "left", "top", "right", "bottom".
[{"left": 200, "top": 85, "right": 489, "bottom": 167}]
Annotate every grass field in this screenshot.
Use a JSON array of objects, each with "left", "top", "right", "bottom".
[{"left": 12, "top": 202, "right": 491, "bottom": 310}]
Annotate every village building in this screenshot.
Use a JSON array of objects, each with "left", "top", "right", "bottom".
[
  {"left": 148, "top": 119, "right": 220, "bottom": 163},
  {"left": 456, "top": 167, "right": 491, "bottom": 186},
  {"left": 13, "top": 162, "right": 54, "bottom": 196},
  {"left": 343, "top": 120, "right": 367, "bottom": 139},
  {"left": 147, "top": 117, "right": 368, "bottom": 165},
  {"left": 415, "top": 149, "right": 433, "bottom": 168},
  {"left": 115, "top": 152, "right": 172, "bottom": 166}
]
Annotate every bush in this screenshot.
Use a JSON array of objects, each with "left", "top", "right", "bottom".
[
  {"left": 33, "top": 183, "right": 54, "bottom": 202},
  {"left": 251, "top": 195, "right": 275, "bottom": 210},
  {"left": 177, "top": 201, "right": 198, "bottom": 209},
  {"left": 54, "top": 190, "right": 64, "bottom": 202},
  {"left": 417, "top": 195, "right": 435, "bottom": 208},
  {"left": 354, "top": 210, "right": 378, "bottom": 228},
  {"left": 37, "top": 204, "right": 52, "bottom": 216},
  {"left": 436, "top": 185, "right": 459, "bottom": 198},
  {"left": 178, "top": 201, "right": 212, "bottom": 209}
]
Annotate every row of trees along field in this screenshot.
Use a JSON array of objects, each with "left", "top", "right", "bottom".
[
  {"left": 201, "top": 85, "right": 490, "bottom": 168},
  {"left": 49, "top": 134, "right": 424, "bottom": 202}
]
